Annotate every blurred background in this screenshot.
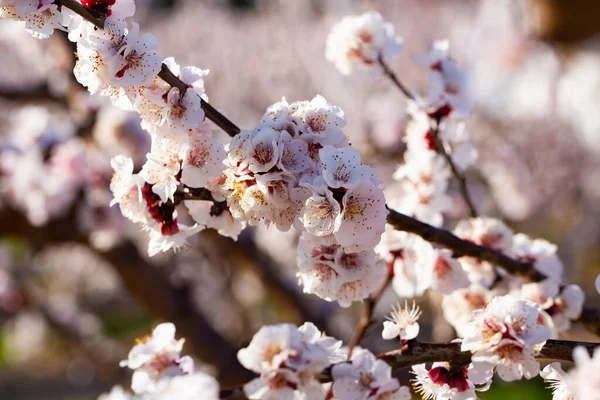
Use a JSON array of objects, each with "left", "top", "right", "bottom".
[{"left": 1, "top": 0, "right": 600, "bottom": 398}]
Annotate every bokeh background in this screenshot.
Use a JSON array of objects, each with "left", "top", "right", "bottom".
[{"left": 1, "top": 0, "right": 600, "bottom": 398}]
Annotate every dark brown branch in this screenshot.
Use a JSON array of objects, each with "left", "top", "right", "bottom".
[
  {"left": 386, "top": 207, "right": 546, "bottom": 282},
  {"left": 319, "top": 339, "right": 600, "bottom": 382},
  {"left": 60, "top": 0, "right": 241, "bottom": 137},
  {"left": 377, "top": 56, "right": 415, "bottom": 101}
]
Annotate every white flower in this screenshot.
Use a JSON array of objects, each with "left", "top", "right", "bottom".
[
  {"left": 461, "top": 295, "right": 551, "bottom": 382},
  {"left": 548, "top": 285, "right": 585, "bottom": 333},
  {"left": 162, "top": 57, "right": 209, "bottom": 99},
  {"left": 454, "top": 218, "right": 514, "bottom": 286},
  {"left": 442, "top": 285, "right": 493, "bottom": 338},
  {"left": 109, "top": 155, "right": 149, "bottom": 224},
  {"left": 325, "top": 11, "right": 403, "bottom": 76},
  {"left": 244, "top": 125, "right": 281, "bottom": 173},
  {"left": 376, "top": 229, "right": 434, "bottom": 298},
  {"left": 296, "top": 233, "right": 385, "bottom": 307},
  {"left": 381, "top": 301, "right": 421, "bottom": 342},
  {"left": 162, "top": 87, "right": 204, "bottom": 134},
  {"left": 147, "top": 224, "right": 203, "bottom": 257},
  {"left": 332, "top": 349, "right": 411, "bottom": 400},
  {"left": 185, "top": 200, "right": 243, "bottom": 240},
  {"left": 23, "top": 1, "right": 64, "bottom": 39},
  {"left": 320, "top": 145, "right": 377, "bottom": 189},
  {"left": 511, "top": 233, "right": 564, "bottom": 283},
  {"left": 335, "top": 179, "right": 387, "bottom": 253},
  {"left": 238, "top": 322, "right": 338, "bottom": 400},
  {"left": 299, "top": 186, "right": 341, "bottom": 237},
  {"left": 428, "top": 249, "right": 470, "bottom": 295},
  {"left": 540, "top": 363, "right": 575, "bottom": 400},
  {"left": 596, "top": 275, "right": 600, "bottom": 294},
  {"left": 120, "top": 323, "right": 194, "bottom": 394},
  {"left": 111, "top": 24, "right": 161, "bottom": 87},
  {"left": 140, "top": 136, "right": 183, "bottom": 203},
  {"left": 412, "top": 362, "right": 481, "bottom": 400},
  {"left": 181, "top": 134, "right": 225, "bottom": 188}
]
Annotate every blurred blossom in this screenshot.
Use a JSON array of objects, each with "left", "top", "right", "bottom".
[{"left": 3, "top": 311, "right": 49, "bottom": 364}]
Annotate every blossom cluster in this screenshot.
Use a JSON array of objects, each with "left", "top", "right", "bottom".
[
  {"left": 214, "top": 94, "right": 389, "bottom": 306},
  {"left": 100, "top": 323, "right": 220, "bottom": 399}
]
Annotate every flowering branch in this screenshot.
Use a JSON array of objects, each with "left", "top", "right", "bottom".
[
  {"left": 378, "top": 338, "right": 599, "bottom": 371},
  {"left": 378, "top": 56, "right": 478, "bottom": 217},
  {"left": 315, "top": 339, "right": 600, "bottom": 383},
  {"left": 60, "top": 0, "right": 241, "bottom": 137}
]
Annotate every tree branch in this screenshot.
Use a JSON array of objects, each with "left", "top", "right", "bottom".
[{"left": 318, "top": 338, "right": 600, "bottom": 382}]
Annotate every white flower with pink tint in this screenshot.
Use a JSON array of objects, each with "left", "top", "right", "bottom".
[
  {"left": 110, "top": 24, "right": 161, "bottom": 87},
  {"left": 163, "top": 87, "right": 204, "bottom": 134},
  {"left": 185, "top": 200, "right": 243, "bottom": 240},
  {"left": 320, "top": 145, "right": 376, "bottom": 189},
  {"left": 335, "top": 179, "right": 388, "bottom": 253},
  {"left": 427, "top": 249, "right": 470, "bottom": 295},
  {"left": 120, "top": 323, "right": 195, "bottom": 394},
  {"left": 442, "top": 284, "right": 494, "bottom": 338},
  {"left": 296, "top": 233, "right": 385, "bottom": 307},
  {"left": 382, "top": 301, "right": 422, "bottom": 343},
  {"left": 376, "top": 229, "right": 434, "bottom": 298},
  {"left": 412, "top": 362, "right": 483, "bottom": 400},
  {"left": 332, "top": 349, "right": 411, "bottom": 400},
  {"left": 181, "top": 134, "right": 225, "bottom": 189},
  {"left": 238, "top": 322, "right": 340, "bottom": 400},
  {"left": 547, "top": 285, "right": 584, "bottom": 333},
  {"left": 511, "top": 233, "right": 564, "bottom": 283},
  {"left": 461, "top": 295, "right": 551, "bottom": 382},
  {"left": 147, "top": 223, "right": 203, "bottom": 257},
  {"left": 325, "top": 11, "right": 403, "bottom": 76},
  {"left": 109, "top": 155, "right": 149, "bottom": 225},
  {"left": 153, "top": 373, "right": 219, "bottom": 400}
]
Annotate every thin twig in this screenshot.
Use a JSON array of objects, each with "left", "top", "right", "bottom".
[
  {"left": 377, "top": 55, "right": 415, "bottom": 101},
  {"left": 431, "top": 123, "right": 478, "bottom": 217}
]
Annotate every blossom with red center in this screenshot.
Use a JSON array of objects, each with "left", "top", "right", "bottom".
[{"left": 461, "top": 295, "right": 551, "bottom": 382}]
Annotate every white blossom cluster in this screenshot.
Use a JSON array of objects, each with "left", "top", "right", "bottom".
[
  {"left": 388, "top": 41, "right": 476, "bottom": 228},
  {"left": 325, "top": 11, "right": 403, "bottom": 76},
  {"left": 0, "top": 0, "right": 243, "bottom": 256},
  {"left": 213, "top": 94, "right": 389, "bottom": 306},
  {"left": 100, "top": 323, "right": 220, "bottom": 399}
]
